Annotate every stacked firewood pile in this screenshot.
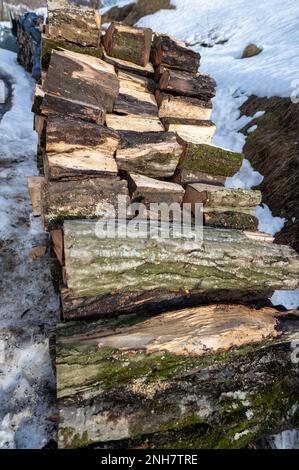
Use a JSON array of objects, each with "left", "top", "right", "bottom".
[{"left": 24, "top": 2, "right": 299, "bottom": 449}]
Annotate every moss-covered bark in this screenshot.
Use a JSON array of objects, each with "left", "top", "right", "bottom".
[
  {"left": 57, "top": 315, "right": 299, "bottom": 448},
  {"left": 41, "top": 36, "right": 102, "bottom": 71},
  {"left": 181, "top": 143, "right": 243, "bottom": 177}
]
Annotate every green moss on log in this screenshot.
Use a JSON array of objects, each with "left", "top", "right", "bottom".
[
  {"left": 41, "top": 37, "right": 102, "bottom": 71},
  {"left": 182, "top": 143, "right": 243, "bottom": 177}
]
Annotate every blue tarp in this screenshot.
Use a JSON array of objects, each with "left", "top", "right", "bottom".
[{"left": 18, "top": 12, "right": 41, "bottom": 80}]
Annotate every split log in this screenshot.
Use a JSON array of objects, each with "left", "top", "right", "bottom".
[
  {"left": 28, "top": 176, "right": 45, "bottom": 216},
  {"left": 51, "top": 229, "right": 64, "bottom": 265},
  {"left": 32, "top": 83, "right": 45, "bottom": 115},
  {"left": 102, "top": 49, "right": 154, "bottom": 77},
  {"left": 184, "top": 183, "right": 262, "bottom": 208},
  {"left": 116, "top": 131, "right": 183, "bottom": 178},
  {"left": 180, "top": 143, "right": 243, "bottom": 178},
  {"left": 156, "top": 91, "right": 212, "bottom": 121},
  {"left": 162, "top": 119, "right": 216, "bottom": 144},
  {"left": 113, "top": 71, "right": 158, "bottom": 116},
  {"left": 204, "top": 212, "right": 259, "bottom": 231},
  {"left": 43, "top": 49, "right": 119, "bottom": 114},
  {"left": 45, "top": 115, "right": 119, "bottom": 180},
  {"left": 41, "top": 93, "right": 106, "bottom": 125},
  {"left": 47, "top": 0, "right": 100, "bottom": 47},
  {"left": 184, "top": 184, "right": 261, "bottom": 230},
  {"left": 41, "top": 34, "right": 103, "bottom": 71},
  {"left": 106, "top": 114, "right": 164, "bottom": 132},
  {"left": 159, "top": 69, "right": 216, "bottom": 101},
  {"left": 62, "top": 219, "right": 299, "bottom": 318},
  {"left": 57, "top": 306, "right": 299, "bottom": 448},
  {"left": 151, "top": 34, "right": 200, "bottom": 73},
  {"left": 103, "top": 22, "right": 152, "bottom": 67},
  {"left": 41, "top": 179, "right": 129, "bottom": 230},
  {"left": 34, "top": 115, "right": 47, "bottom": 150},
  {"left": 172, "top": 169, "right": 226, "bottom": 186},
  {"left": 128, "top": 173, "right": 185, "bottom": 205}
]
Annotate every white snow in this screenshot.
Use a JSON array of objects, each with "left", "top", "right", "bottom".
[
  {"left": 247, "top": 124, "right": 257, "bottom": 133},
  {"left": 225, "top": 159, "right": 263, "bottom": 190},
  {"left": 255, "top": 204, "right": 286, "bottom": 236},
  {"left": 271, "top": 289, "right": 299, "bottom": 310},
  {"left": 0, "top": 48, "right": 59, "bottom": 448}
]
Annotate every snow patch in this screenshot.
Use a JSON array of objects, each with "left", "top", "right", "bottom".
[
  {"left": 271, "top": 289, "right": 299, "bottom": 310},
  {"left": 255, "top": 204, "right": 286, "bottom": 236},
  {"left": 225, "top": 159, "right": 263, "bottom": 189}
]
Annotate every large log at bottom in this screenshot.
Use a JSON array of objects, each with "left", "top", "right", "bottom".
[{"left": 57, "top": 306, "right": 299, "bottom": 448}]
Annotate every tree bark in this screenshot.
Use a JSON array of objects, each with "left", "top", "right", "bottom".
[
  {"left": 56, "top": 307, "right": 299, "bottom": 448},
  {"left": 116, "top": 131, "right": 183, "bottom": 178},
  {"left": 103, "top": 22, "right": 152, "bottom": 67},
  {"left": 172, "top": 169, "right": 226, "bottom": 187},
  {"left": 41, "top": 179, "right": 129, "bottom": 230},
  {"left": 41, "top": 34, "right": 103, "bottom": 71},
  {"left": 156, "top": 91, "right": 212, "bottom": 120},
  {"left": 102, "top": 49, "right": 155, "bottom": 78},
  {"left": 47, "top": 0, "right": 100, "bottom": 47},
  {"left": 45, "top": 115, "right": 119, "bottom": 180},
  {"left": 159, "top": 69, "right": 216, "bottom": 101},
  {"left": 62, "top": 219, "right": 299, "bottom": 304},
  {"left": 151, "top": 34, "right": 200, "bottom": 73},
  {"left": 204, "top": 211, "right": 259, "bottom": 231},
  {"left": 41, "top": 93, "right": 106, "bottom": 125},
  {"left": 128, "top": 173, "right": 185, "bottom": 205},
  {"left": 180, "top": 143, "right": 243, "bottom": 178},
  {"left": 184, "top": 184, "right": 261, "bottom": 208}
]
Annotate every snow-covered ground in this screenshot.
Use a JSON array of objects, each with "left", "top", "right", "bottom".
[
  {"left": 0, "top": 0, "right": 298, "bottom": 448},
  {"left": 0, "top": 47, "right": 59, "bottom": 448},
  {"left": 136, "top": 0, "right": 299, "bottom": 308}
]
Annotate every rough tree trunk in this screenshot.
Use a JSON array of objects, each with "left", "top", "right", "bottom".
[{"left": 56, "top": 307, "right": 299, "bottom": 448}]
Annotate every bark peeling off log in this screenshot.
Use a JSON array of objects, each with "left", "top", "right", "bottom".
[
  {"left": 57, "top": 310, "right": 299, "bottom": 448},
  {"left": 61, "top": 287, "right": 274, "bottom": 321},
  {"left": 63, "top": 220, "right": 299, "bottom": 300}
]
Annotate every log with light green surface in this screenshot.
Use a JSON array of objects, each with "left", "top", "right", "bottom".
[
  {"left": 103, "top": 22, "right": 153, "bottom": 67},
  {"left": 47, "top": 0, "right": 100, "bottom": 48},
  {"left": 57, "top": 305, "right": 299, "bottom": 448},
  {"left": 180, "top": 142, "right": 243, "bottom": 178},
  {"left": 63, "top": 219, "right": 299, "bottom": 302}
]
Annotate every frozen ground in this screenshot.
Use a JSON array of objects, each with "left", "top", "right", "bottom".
[{"left": 0, "top": 47, "right": 59, "bottom": 448}]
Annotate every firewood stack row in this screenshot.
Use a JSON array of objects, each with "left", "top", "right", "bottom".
[
  {"left": 26, "top": 0, "right": 264, "bottom": 233},
  {"left": 23, "top": 2, "right": 299, "bottom": 449}
]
